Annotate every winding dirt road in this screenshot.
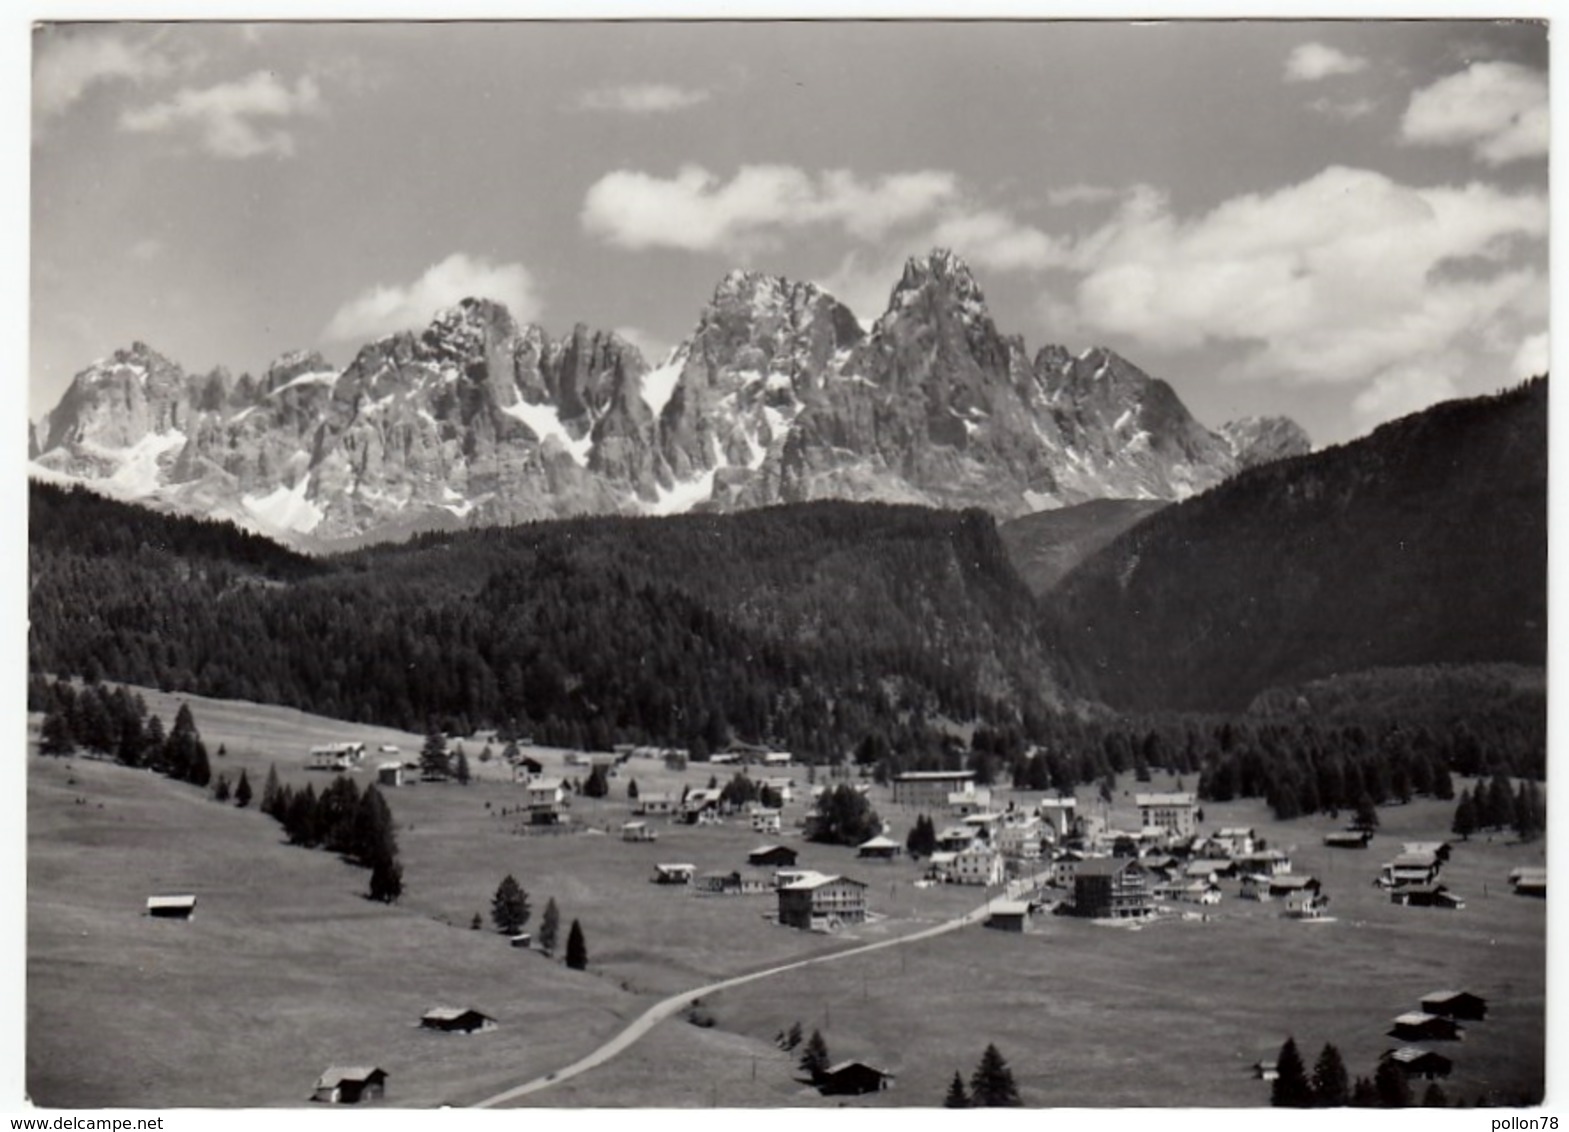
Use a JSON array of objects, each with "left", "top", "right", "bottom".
[{"left": 471, "top": 881, "right": 1039, "bottom": 1108}]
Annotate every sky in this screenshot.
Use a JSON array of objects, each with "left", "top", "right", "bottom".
[{"left": 28, "top": 19, "right": 1550, "bottom": 448}]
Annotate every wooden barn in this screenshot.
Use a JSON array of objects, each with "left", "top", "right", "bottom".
[
  {"left": 985, "top": 901, "right": 1034, "bottom": 932},
  {"left": 1422, "top": 990, "right": 1488, "bottom": 1021},
  {"left": 312, "top": 1066, "right": 387, "bottom": 1104},
  {"left": 1389, "top": 1012, "right": 1463, "bottom": 1042},
  {"left": 818, "top": 1061, "right": 895, "bottom": 1096},
  {"left": 856, "top": 835, "right": 903, "bottom": 860},
  {"left": 1510, "top": 867, "right": 1547, "bottom": 897},
  {"left": 146, "top": 895, "right": 197, "bottom": 920},
  {"left": 421, "top": 1007, "right": 497, "bottom": 1034},
  {"left": 621, "top": 821, "right": 658, "bottom": 842},
  {"left": 1391, "top": 884, "right": 1464, "bottom": 910},
  {"left": 1324, "top": 830, "right": 1373, "bottom": 849},
  {"left": 652, "top": 863, "right": 696, "bottom": 885},
  {"left": 1381, "top": 1047, "right": 1452, "bottom": 1080},
  {"left": 747, "top": 845, "right": 799, "bottom": 868},
  {"left": 376, "top": 761, "right": 404, "bottom": 787}
]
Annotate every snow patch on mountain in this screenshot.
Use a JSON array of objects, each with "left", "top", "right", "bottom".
[
  {"left": 269, "top": 370, "right": 338, "bottom": 395},
  {"left": 501, "top": 398, "right": 593, "bottom": 466},
  {"left": 242, "top": 474, "right": 324, "bottom": 534},
  {"left": 77, "top": 429, "right": 187, "bottom": 497},
  {"left": 641, "top": 355, "right": 684, "bottom": 419}
]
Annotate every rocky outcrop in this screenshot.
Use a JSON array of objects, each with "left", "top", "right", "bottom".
[{"left": 30, "top": 251, "right": 1311, "bottom": 546}]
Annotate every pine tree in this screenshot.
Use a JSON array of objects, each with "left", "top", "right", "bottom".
[
  {"left": 799, "top": 1029, "right": 830, "bottom": 1083},
  {"left": 1352, "top": 793, "right": 1379, "bottom": 832},
  {"left": 213, "top": 774, "right": 231, "bottom": 803},
  {"left": 39, "top": 705, "right": 76, "bottom": 756},
  {"left": 234, "top": 768, "right": 253, "bottom": 808},
  {"left": 492, "top": 874, "right": 531, "bottom": 935},
  {"left": 627, "top": 778, "right": 639, "bottom": 801},
  {"left": 1271, "top": 1037, "right": 1313, "bottom": 1107},
  {"left": 420, "top": 731, "right": 450, "bottom": 781},
  {"left": 1451, "top": 789, "right": 1476, "bottom": 840},
  {"left": 583, "top": 763, "right": 609, "bottom": 798},
  {"left": 1350, "top": 1077, "right": 1378, "bottom": 1107},
  {"left": 1513, "top": 781, "right": 1544, "bottom": 842},
  {"left": 943, "top": 1070, "right": 970, "bottom": 1108},
  {"left": 785, "top": 1021, "right": 803, "bottom": 1051},
  {"left": 1310, "top": 1043, "right": 1349, "bottom": 1107},
  {"left": 261, "top": 764, "right": 282, "bottom": 817},
  {"left": 455, "top": 748, "right": 471, "bottom": 786},
  {"left": 539, "top": 897, "right": 561, "bottom": 955},
  {"left": 1374, "top": 1059, "right": 1412, "bottom": 1108},
  {"left": 969, "top": 1043, "right": 1021, "bottom": 1107},
  {"left": 369, "top": 853, "right": 403, "bottom": 904},
  {"left": 471, "top": 912, "right": 483, "bottom": 930},
  {"left": 565, "top": 919, "right": 588, "bottom": 970},
  {"left": 1421, "top": 1082, "right": 1449, "bottom": 1107}
]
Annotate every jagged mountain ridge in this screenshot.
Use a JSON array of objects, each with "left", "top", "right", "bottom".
[{"left": 30, "top": 250, "right": 1309, "bottom": 546}]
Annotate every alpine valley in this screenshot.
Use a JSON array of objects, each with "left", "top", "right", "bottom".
[{"left": 30, "top": 250, "right": 1310, "bottom": 549}]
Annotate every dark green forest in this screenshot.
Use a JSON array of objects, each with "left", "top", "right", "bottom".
[
  {"left": 30, "top": 487, "right": 1066, "bottom": 762},
  {"left": 1045, "top": 379, "right": 1547, "bottom": 713}
]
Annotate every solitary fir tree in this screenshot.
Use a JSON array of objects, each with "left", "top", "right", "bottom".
[
  {"left": 455, "top": 747, "right": 471, "bottom": 786},
  {"left": 420, "top": 730, "right": 450, "bottom": 782},
  {"left": 213, "top": 774, "right": 231, "bottom": 803},
  {"left": 261, "top": 764, "right": 283, "bottom": 817},
  {"left": 234, "top": 768, "right": 253, "bottom": 808},
  {"left": 539, "top": 897, "right": 561, "bottom": 955},
  {"left": 969, "top": 1044, "right": 1022, "bottom": 1107},
  {"left": 785, "top": 1021, "right": 803, "bottom": 1051},
  {"left": 627, "top": 778, "right": 639, "bottom": 801},
  {"left": 492, "top": 874, "right": 531, "bottom": 935},
  {"left": 943, "top": 1071, "right": 970, "bottom": 1108},
  {"left": 583, "top": 763, "right": 609, "bottom": 798},
  {"left": 1374, "top": 1059, "right": 1412, "bottom": 1108},
  {"left": 1451, "top": 789, "right": 1477, "bottom": 840},
  {"left": 1311, "top": 1043, "right": 1350, "bottom": 1107},
  {"left": 565, "top": 919, "right": 588, "bottom": 970},
  {"left": 799, "top": 1030, "right": 831, "bottom": 1083},
  {"left": 1270, "top": 1037, "right": 1313, "bottom": 1107}
]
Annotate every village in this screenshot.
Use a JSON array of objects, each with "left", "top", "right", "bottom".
[{"left": 27, "top": 689, "right": 1548, "bottom": 1109}]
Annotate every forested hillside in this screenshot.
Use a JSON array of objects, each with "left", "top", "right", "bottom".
[
  {"left": 29, "top": 484, "right": 1064, "bottom": 760},
  {"left": 1044, "top": 379, "right": 1547, "bottom": 713},
  {"left": 998, "top": 498, "right": 1168, "bottom": 596}
]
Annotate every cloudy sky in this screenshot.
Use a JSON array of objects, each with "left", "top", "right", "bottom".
[{"left": 30, "top": 19, "right": 1548, "bottom": 446}]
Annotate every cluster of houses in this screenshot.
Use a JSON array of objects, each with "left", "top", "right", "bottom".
[
  {"left": 305, "top": 742, "right": 368, "bottom": 771},
  {"left": 889, "top": 775, "right": 1333, "bottom": 923},
  {"left": 1378, "top": 842, "right": 1465, "bottom": 910},
  {"left": 648, "top": 842, "right": 871, "bottom": 932},
  {"left": 1381, "top": 989, "right": 1488, "bottom": 1083}
]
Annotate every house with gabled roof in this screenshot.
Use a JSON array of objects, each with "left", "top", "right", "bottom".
[
  {"left": 777, "top": 874, "right": 867, "bottom": 930},
  {"left": 421, "top": 1007, "right": 497, "bottom": 1034},
  {"left": 1421, "top": 990, "right": 1487, "bottom": 1021},
  {"left": 1381, "top": 1047, "right": 1452, "bottom": 1080},
  {"left": 312, "top": 1067, "right": 387, "bottom": 1104},
  {"left": 1389, "top": 1012, "right": 1462, "bottom": 1042}
]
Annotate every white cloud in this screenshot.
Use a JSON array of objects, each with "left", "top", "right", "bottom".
[
  {"left": 323, "top": 254, "right": 543, "bottom": 342},
  {"left": 581, "top": 164, "right": 960, "bottom": 255},
  {"left": 34, "top": 30, "right": 173, "bottom": 118},
  {"left": 1512, "top": 332, "right": 1549, "bottom": 380},
  {"left": 1063, "top": 166, "right": 1545, "bottom": 427},
  {"left": 929, "top": 209, "right": 1067, "bottom": 273},
  {"left": 1351, "top": 361, "right": 1461, "bottom": 432},
  {"left": 1046, "top": 183, "right": 1124, "bottom": 207},
  {"left": 1308, "top": 96, "right": 1377, "bottom": 121},
  {"left": 576, "top": 83, "right": 710, "bottom": 114},
  {"left": 1401, "top": 61, "right": 1548, "bottom": 166},
  {"left": 614, "top": 326, "right": 675, "bottom": 366},
  {"left": 1284, "top": 42, "right": 1369, "bottom": 83},
  {"left": 119, "top": 71, "right": 323, "bottom": 159}
]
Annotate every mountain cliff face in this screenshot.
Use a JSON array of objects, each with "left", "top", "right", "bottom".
[{"left": 31, "top": 251, "right": 1309, "bottom": 546}]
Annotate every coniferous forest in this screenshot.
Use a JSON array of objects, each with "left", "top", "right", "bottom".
[{"left": 28, "top": 468, "right": 1545, "bottom": 810}]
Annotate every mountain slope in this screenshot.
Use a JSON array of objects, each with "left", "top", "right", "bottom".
[
  {"left": 30, "top": 482, "right": 1068, "bottom": 755},
  {"left": 31, "top": 252, "right": 1308, "bottom": 545},
  {"left": 998, "top": 498, "right": 1169, "bottom": 597},
  {"left": 1044, "top": 379, "right": 1548, "bottom": 712}
]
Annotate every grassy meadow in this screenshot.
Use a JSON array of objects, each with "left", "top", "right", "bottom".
[{"left": 26, "top": 686, "right": 1547, "bottom": 1108}]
